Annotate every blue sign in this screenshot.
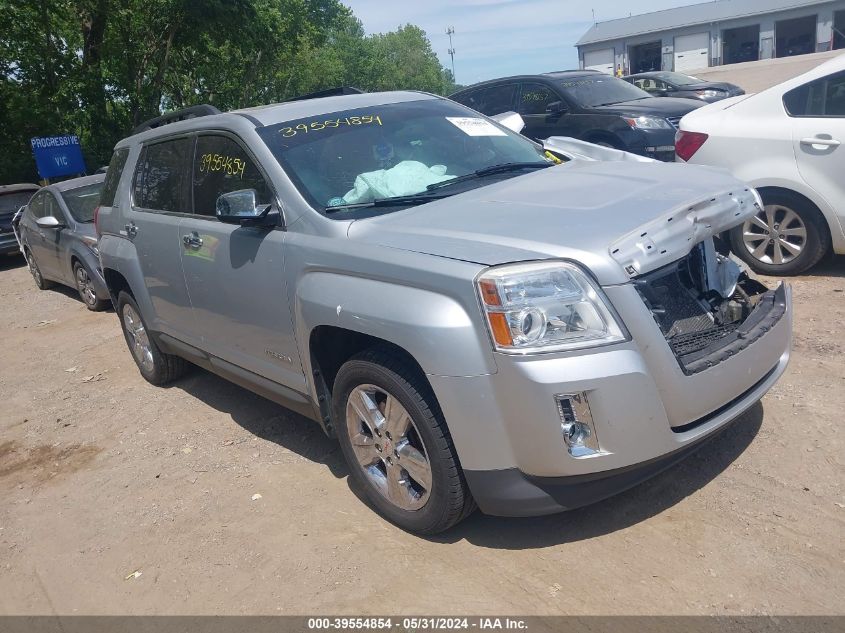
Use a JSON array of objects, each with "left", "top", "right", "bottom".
[{"left": 31, "top": 135, "right": 86, "bottom": 180}]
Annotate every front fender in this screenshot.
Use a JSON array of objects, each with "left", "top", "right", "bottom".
[{"left": 295, "top": 272, "right": 497, "bottom": 379}]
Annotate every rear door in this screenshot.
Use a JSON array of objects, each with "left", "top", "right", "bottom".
[
  {"left": 179, "top": 132, "right": 305, "bottom": 390},
  {"left": 128, "top": 137, "right": 197, "bottom": 340},
  {"left": 784, "top": 70, "right": 845, "bottom": 238}
]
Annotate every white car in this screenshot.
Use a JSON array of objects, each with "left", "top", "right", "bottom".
[{"left": 676, "top": 54, "right": 845, "bottom": 275}]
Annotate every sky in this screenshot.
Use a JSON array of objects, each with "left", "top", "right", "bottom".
[{"left": 343, "top": 0, "right": 707, "bottom": 84}]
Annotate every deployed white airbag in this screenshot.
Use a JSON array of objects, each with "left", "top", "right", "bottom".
[{"left": 338, "top": 161, "right": 454, "bottom": 204}]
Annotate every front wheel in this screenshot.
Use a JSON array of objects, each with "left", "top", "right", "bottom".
[
  {"left": 73, "top": 262, "right": 109, "bottom": 311},
  {"left": 332, "top": 348, "right": 475, "bottom": 534},
  {"left": 729, "top": 191, "right": 830, "bottom": 275}
]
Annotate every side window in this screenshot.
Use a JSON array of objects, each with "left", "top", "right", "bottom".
[
  {"left": 784, "top": 71, "right": 845, "bottom": 117},
  {"left": 192, "top": 135, "right": 272, "bottom": 217},
  {"left": 519, "top": 83, "right": 558, "bottom": 115},
  {"left": 28, "top": 193, "right": 45, "bottom": 219},
  {"left": 43, "top": 192, "right": 62, "bottom": 220},
  {"left": 133, "top": 138, "right": 192, "bottom": 212},
  {"left": 100, "top": 148, "right": 130, "bottom": 207},
  {"left": 462, "top": 84, "right": 518, "bottom": 116}
]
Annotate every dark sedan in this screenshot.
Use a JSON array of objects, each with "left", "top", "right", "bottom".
[
  {"left": 623, "top": 71, "right": 745, "bottom": 103},
  {"left": 17, "top": 174, "right": 110, "bottom": 311},
  {"left": 0, "top": 183, "right": 39, "bottom": 257},
  {"left": 451, "top": 71, "right": 703, "bottom": 161}
]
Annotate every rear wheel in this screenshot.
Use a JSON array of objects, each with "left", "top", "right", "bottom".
[
  {"left": 117, "top": 291, "right": 189, "bottom": 385},
  {"left": 25, "top": 249, "right": 53, "bottom": 290},
  {"left": 73, "top": 262, "right": 108, "bottom": 311},
  {"left": 332, "top": 348, "right": 475, "bottom": 534},
  {"left": 729, "top": 190, "right": 830, "bottom": 275}
]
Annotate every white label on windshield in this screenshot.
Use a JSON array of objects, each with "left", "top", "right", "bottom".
[{"left": 446, "top": 117, "right": 507, "bottom": 137}]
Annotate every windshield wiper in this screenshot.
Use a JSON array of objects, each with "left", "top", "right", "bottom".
[
  {"left": 324, "top": 192, "right": 450, "bottom": 214},
  {"left": 426, "top": 162, "right": 552, "bottom": 192}
]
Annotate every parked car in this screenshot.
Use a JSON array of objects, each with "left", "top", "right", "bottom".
[
  {"left": 450, "top": 71, "right": 704, "bottom": 161},
  {"left": 17, "top": 174, "right": 110, "bottom": 310},
  {"left": 1, "top": 183, "right": 39, "bottom": 257},
  {"left": 623, "top": 71, "right": 744, "bottom": 103},
  {"left": 96, "top": 93, "right": 790, "bottom": 533},
  {"left": 677, "top": 54, "right": 845, "bottom": 275}
]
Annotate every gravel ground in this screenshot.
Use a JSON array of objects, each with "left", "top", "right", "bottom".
[{"left": 0, "top": 253, "right": 843, "bottom": 616}]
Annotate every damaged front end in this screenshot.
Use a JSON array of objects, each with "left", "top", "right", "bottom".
[{"left": 634, "top": 239, "right": 787, "bottom": 375}]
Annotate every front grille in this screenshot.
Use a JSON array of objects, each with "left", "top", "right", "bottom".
[
  {"left": 666, "top": 116, "right": 682, "bottom": 129},
  {"left": 669, "top": 324, "right": 739, "bottom": 356}
]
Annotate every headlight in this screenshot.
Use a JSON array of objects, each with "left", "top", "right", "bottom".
[
  {"left": 476, "top": 261, "right": 627, "bottom": 353},
  {"left": 623, "top": 116, "right": 673, "bottom": 130},
  {"left": 695, "top": 89, "right": 725, "bottom": 98}
]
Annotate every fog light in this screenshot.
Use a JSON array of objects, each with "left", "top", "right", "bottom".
[{"left": 556, "top": 393, "right": 600, "bottom": 457}]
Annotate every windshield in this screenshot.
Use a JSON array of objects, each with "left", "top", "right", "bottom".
[
  {"left": 651, "top": 72, "right": 702, "bottom": 86},
  {"left": 61, "top": 182, "right": 103, "bottom": 223},
  {"left": 256, "top": 99, "right": 550, "bottom": 215},
  {"left": 557, "top": 76, "right": 650, "bottom": 107},
  {"left": 0, "top": 191, "right": 36, "bottom": 215}
]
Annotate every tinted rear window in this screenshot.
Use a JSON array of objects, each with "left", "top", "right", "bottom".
[
  {"left": 61, "top": 182, "right": 104, "bottom": 223},
  {"left": 0, "top": 191, "right": 36, "bottom": 214},
  {"left": 100, "top": 148, "right": 129, "bottom": 206},
  {"left": 133, "top": 139, "right": 192, "bottom": 213}
]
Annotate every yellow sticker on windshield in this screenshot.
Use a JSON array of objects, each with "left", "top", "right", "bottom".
[{"left": 280, "top": 115, "right": 383, "bottom": 138}]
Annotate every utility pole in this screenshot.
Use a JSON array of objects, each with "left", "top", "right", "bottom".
[{"left": 446, "top": 26, "right": 456, "bottom": 83}]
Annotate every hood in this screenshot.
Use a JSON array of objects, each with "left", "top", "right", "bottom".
[
  {"left": 592, "top": 97, "right": 704, "bottom": 117},
  {"left": 683, "top": 81, "right": 743, "bottom": 94},
  {"left": 347, "top": 161, "right": 760, "bottom": 285}
]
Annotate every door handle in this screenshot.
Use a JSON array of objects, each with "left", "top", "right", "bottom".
[
  {"left": 182, "top": 232, "right": 203, "bottom": 249},
  {"left": 800, "top": 137, "right": 841, "bottom": 147},
  {"left": 124, "top": 222, "right": 138, "bottom": 238}
]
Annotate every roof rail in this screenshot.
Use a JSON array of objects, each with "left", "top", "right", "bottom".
[
  {"left": 286, "top": 86, "right": 364, "bottom": 102},
  {"left": 133, "top": 104, "right": 221, "bottom": 135}
]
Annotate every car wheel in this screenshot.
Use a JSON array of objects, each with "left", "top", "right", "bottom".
[
  {"left": 73, "top": 262, "right": 108, "bottom": 311},
  {"left": 332, "top": 347, "right": 476, "bottom": 534},
  {"left": 25, "top": 249, "right": 53, "bottom": 290},
  {"left": 117, "top": 291, "right": 189, "bottom": 385},
  {"left": 729, "top": 190, "right": 830, "bottom": 275}
]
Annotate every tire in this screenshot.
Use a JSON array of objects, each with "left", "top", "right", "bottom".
[
  {"left": 116, "top": 291, "right": 189, "bottom": 385},
  {"left": 73, "top": 261, "right": 109, "bottom": 311},
  {"left": 25, "top": 248, "right": 53, "bottom": 290},
  {"left": 332, "top": 347, "right": 476, "bottom": 534},
  {"left": 729, "top": 190, "right": 830, "bottom": 275}
]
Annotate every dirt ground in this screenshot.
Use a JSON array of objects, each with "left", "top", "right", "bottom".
[{"left": 0, "top": 253, "right": 842, "bottom": 616}]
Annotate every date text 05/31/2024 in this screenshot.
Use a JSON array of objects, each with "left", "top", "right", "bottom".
[{"left": 307, "top": 617, "right": 528, "bottom": 630}]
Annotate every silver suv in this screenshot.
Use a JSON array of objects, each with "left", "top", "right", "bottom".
[{"left": 96, "top": 91, "right": 792, "bottom": 533}]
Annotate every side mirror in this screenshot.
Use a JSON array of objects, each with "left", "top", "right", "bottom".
[
  {"left": 545, "top": 101, "right": 565, "bottom": 117},
  {"left": 215, "top": 189, "right": 277, "bottom": 227},
  {"left": 36, "top": 216, "right": 63, "bottom": 229}
]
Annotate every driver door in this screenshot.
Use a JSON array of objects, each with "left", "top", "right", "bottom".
[
  {"left": 517, "top": 82, "right": 572, "bottom": 141},
  {"left": 179, "top": 133, "right": 305, "bottom": 391}
]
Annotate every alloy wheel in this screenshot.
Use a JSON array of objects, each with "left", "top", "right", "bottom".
[
  {"left": 345, "top": 384, "right": 432, "bottom": 511},
  {"left": 26, "top": 252, "right": 42, "bottom": 286},
  {"left": 122, "top": 303, "right": 155, "bottom": 373},
  {"left": 75, "top": 265, "right": 97, "bottom": 306},
  {"left": 742, "top": 204, "right": 807, "bottom": 266}
]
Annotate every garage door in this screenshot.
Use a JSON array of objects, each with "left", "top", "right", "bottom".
[
  {"left": 584, "top": 48, "right": 615, "bottom": 74},
  {"left": 674, "top": 32, "right": 710, "bottom": 72}
]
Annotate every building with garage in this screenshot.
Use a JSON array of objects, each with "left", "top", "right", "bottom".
[{"left": 576, "top": 0, "right": 845, "bottom": 75}]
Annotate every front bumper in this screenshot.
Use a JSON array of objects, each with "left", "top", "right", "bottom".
[
  {"left": 628, "top": 128, "right": 678, "bottom": 162},
  {"left": 429, "top": 283, "right": 792, "bottom": 517}
]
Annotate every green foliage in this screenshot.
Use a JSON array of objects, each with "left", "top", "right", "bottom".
[{"left": 0, "top": 0, "right": 456, "bottom": 183}]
